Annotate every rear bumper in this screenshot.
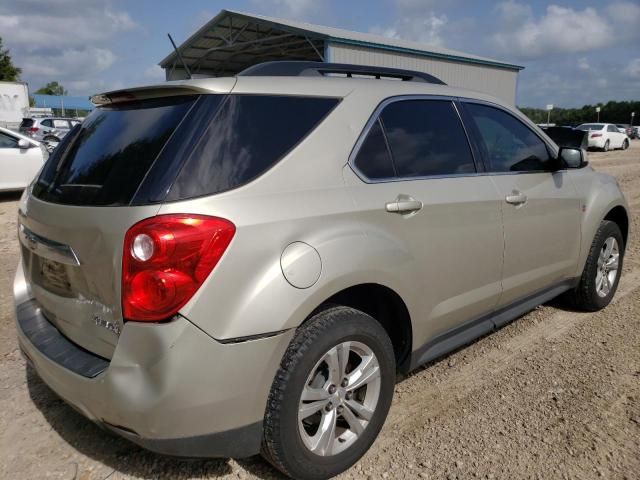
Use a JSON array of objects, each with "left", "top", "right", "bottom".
[
  {"left": 14, "top": 263, "right": 293, "bottom": 458},
  {"left": 587, "top": 137, "right": 606, "bottom": 149}
]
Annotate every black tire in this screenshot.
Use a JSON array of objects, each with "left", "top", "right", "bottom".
[
  {"left": 622, "top": 139, "right": 629, "bottom": 150},
  {"left": 564, "top": 220, "right": 624, "bottom": 311},
  {"left": 262, "top": 306, "right": 395, "bottom": 480},
  {"left": 603, "top": 140, "right": 610, "bottom": 152}
]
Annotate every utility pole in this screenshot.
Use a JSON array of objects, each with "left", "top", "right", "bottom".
[
  {"left": 596, "top": 106, "right": 601, "bottom": 122},
  {"left": 631, "top": 112, "right": 635, "bottom": 127},
  {"left": 546, "top": 104, "right": 553, "bottom": 125}
]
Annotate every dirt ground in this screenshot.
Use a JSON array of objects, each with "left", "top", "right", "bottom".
[{"left": 1, "top": 142, "right": 639, "bottom": 480}]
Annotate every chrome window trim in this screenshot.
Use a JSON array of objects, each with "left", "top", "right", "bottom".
[
  {"left": 347, "top": 94, "right": 482, "bottom": 184},
  {"left": 18, "top": 223, "right": 81, "bottom": 266}
]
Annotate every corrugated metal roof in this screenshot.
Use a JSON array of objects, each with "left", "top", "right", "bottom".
[{"left": 160, "top": 9, "right": 523, "bottom": 73}]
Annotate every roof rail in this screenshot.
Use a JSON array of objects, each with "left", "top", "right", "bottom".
[{"left": 238, "top": 61, "right": 446, "bottom": 85}]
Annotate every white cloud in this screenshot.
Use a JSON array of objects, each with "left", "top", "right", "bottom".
[
  {"left": 0, "top": 0, "right": 136, "bottom": 94},
  {"left": 143, "top": 65, "right": 166, "bottom": 82},
  {"left": 606, "top": 1, "right": 640, "bottom": 27},
  {"left": 578, "top": 57, "right": 590, "bottom": 71},
  {"left": 249, "top": 0, "right": 321, "bottom": 20},
  {"left": 371, "top": 12, "right": 448, "bottom": 45},
  {"left": 493, "top": 3, "right": 613, "bottom": 59}
]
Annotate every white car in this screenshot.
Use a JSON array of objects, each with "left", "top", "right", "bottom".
[
  {"left": 576, "top": 123, "right": 630, "bottom": 151},
  {"left": 0, "top": 126, "right": 48, "bottom": 192}
]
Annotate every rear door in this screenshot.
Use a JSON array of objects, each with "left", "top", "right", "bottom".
[
  {"left": 345, "top": 97, "right": 504, "bottom": 346},
  {"left": 461, "top": 101, "right": 581, "bottom": 307}
]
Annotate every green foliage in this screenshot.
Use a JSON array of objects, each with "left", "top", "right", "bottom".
[
  {"left": 35, "top": 81, "right": 68, "bottom": 96},
  {"left": 0, "top": 37, "right": 21, "bottom": 81},
  {"left": 519, "top": 100, "right": 640, "bottom": 126}
]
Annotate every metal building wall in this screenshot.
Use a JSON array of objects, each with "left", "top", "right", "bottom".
[{"left": 327, "top": 43, "right": 519, "bottom": 105}]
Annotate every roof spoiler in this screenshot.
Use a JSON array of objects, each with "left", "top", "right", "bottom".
[
  {"left": 90, "top": 78, "right": 237, "bottom": 106},
  {"left": 239, "top": 61, "right": 446, "bottom": 85}
]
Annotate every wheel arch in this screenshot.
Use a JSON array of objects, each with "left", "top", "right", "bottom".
[
  {"left": 603, "top": 205, "right": 629, "bottom": 247},
  {"left": 306, "top": 283, "right": 413, "bottom": 373}
]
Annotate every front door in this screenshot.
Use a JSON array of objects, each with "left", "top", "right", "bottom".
[{"left": 461, "top": 101, "right": 582, "bottom": 306}]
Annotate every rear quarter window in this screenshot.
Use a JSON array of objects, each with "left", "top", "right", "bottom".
[{"left": 166, "top": 95, "right": 339, "bottom": 201}]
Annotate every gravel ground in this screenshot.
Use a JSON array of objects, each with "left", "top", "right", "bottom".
[{"left": 1, "top": 142, "right": 639, "bottom": 480}]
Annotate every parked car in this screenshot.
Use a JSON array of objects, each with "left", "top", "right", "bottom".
[
  {"left": 633, "top": 126, "right": 640, "bottom": 139},
  {"left": 19, "top": 117, "right": 79, "bottom": 151},
  {"left": 576, "top": 123, "right": 630, "bottom": 151},
  {"left": 615, "top": 124, "right": 633, "bottom": 137},
  {"left": 14, "top": 62, "right": 629, "bottom": 480},
  {"left": 0, "top": 126, "right": 48, "bottom": 192}
]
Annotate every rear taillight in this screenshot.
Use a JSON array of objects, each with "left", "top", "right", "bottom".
[
  {"left": 122, "top": 214, "right": 235, "bottom": 322},
  {"left": 591, "top": 133, "right": 602, "bottom": 137},
  {"left": 27, "top": 127, "right": 39, "bottom": 134}
]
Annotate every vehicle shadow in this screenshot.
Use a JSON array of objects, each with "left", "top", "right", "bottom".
[{"left": 26, "top": 365, "right": 285, "bottom": 479}]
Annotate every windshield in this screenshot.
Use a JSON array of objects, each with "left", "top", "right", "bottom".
[
  {"left": 32, "top": 96, "right": 196, "bottom": 206},
  {"left": 577, "top": 124, "right": 604, "bottom": 131}
]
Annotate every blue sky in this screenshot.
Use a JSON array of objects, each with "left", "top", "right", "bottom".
[{"left": 1, "top": 0, "right": 639, "bottom": 107}]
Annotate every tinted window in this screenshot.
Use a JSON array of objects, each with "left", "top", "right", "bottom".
[
  {"left": 20, "top": 118, "right": 34, "bottom": 128},
  {"left": 32, "top": 96, "right": 196, "bottom": 206},
  {"left": 167, "top": 95, "right": 338, "bottom": 201},
  {"left": 353, "top": 119, "right": 395, "bottom": 179},
  {"left": 465, "top": 103, "right": 552, "bottom": 172},
  {"left": 577, "top": 124, "right": 603, "bottom": 131},
  {"left": 380, "top": 100, "right": 475, "bottom": 177},
  {"left": 0, "top": 132, "right": 18, "bottom": 148},
  {"left": 40, "top": 119, "right": 52, "bottom": 127}
]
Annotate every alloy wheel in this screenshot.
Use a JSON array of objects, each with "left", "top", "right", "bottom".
[
  {"left": 298, "top": 341, "right": 381, "bottom": 456},
  {"left": 595, "top": 236, "right": 619, "bottom": 298}
]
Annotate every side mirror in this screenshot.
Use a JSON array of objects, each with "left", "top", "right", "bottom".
[
  {"left": 558, "top": 147, "right": 587, "bottom": 169},
  {"left": 17, "top": 138, "right": 30, "bottom": 149}
]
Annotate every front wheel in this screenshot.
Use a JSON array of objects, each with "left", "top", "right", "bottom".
[
  {"left": 563, "top": 220, "right": 624, "bottom": 311},
  {"left": 262, "top": 306, "right": 395, "bottom": 480},
  {"left": 622, "top": 139, "right": 629, "bottom": 150}
]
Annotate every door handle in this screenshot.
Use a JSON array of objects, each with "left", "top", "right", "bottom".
[
  {"left": 505, "top": 192, "right": 527, "bottom": 205},
  {"left": 385, "top": 197, "right": 423, "bottom": 214}
]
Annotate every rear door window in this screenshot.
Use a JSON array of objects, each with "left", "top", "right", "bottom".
[
  {"left": 32, "top": 96, "right": 197, "bottom": 206},
  {"left": 379, "top": 100, "right": 476, "bottom": 177}
]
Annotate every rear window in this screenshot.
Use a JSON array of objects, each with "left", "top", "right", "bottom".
[
  {"left": 577, "top": 124, "right": 603, "bottom": 131},
  {"left": 20, "top": 118, "right": 34, "bottom": 128},
  {"left": 32, "top": 96, "right": 196, "bottom": 206}
]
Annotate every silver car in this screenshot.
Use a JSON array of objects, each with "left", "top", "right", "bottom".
[
  {"left": 14, "top": 62, "right": 629, "bottom": 480},
  {"left": 19, "top": 117, "right": 80, "bottom": 150}
]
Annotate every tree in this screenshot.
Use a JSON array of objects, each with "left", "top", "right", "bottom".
[
  {"left": 35, "top": 81, "right": 67, "bottom": 96},
  {"left": 0, "top": 36, "right": 21, "bottom": 81}
]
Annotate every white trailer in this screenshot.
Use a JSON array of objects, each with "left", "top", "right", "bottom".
[{"left": 0, "top": 81, "right": 30, "bottom": 130}]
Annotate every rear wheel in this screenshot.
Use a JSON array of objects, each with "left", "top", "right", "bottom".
[
  {"left": 622, "top": 139, "right": 629, "bottom": 150},
  {"left": 262, "top": 306, "right": 395, "bottom": 480},
  {"left": 564, "top": 220, "right": 623, "bottom": 311},
  {"left": 603, "top": 140, "right": 610, "bottom": 152}
]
